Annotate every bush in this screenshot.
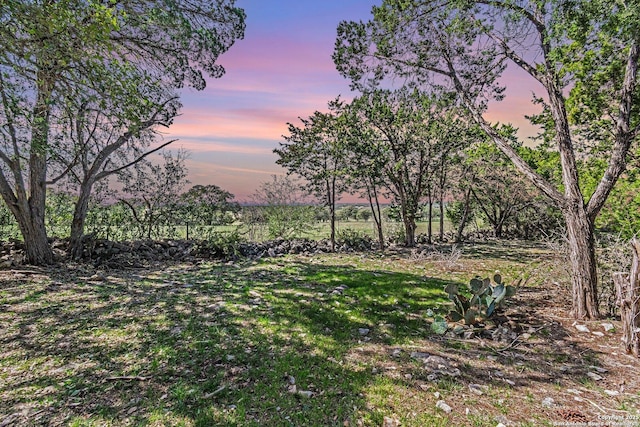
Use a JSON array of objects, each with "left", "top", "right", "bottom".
[
  {"left": 336, "top": 228, "right": 373, "bottom": 250},
  {"left": 197, "top": 229, "right": 245, "bottom": 259}
]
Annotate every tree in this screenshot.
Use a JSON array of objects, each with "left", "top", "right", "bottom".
[
  {"left": 119, "top": 151, "right": 189, "bottom": 240},
  {"left": 179, "top": 184, "right": 239, "bottom": 238},
  {"left": 334, "top": 0, "right": 640, "bottom": 319},
  {"left": 251, "top": 175, "right": 317, "bottom": 240},
  {"left": 0, "top": 0, "right": 245, "bottom": 264},
  {"left": 465, "top": 142, "right": 540, "bottom": 238},
  {"left": 350, "top": 87, "right": 441, "bottom": 247},
  {"left": 51, "top": 88, "right": 181, "bottom": 258},
  {"left": 276, "top": 99, "right": 350, "bottom": 251},
  {"left": 341, "top": 105, "right": 388, "bottom": 249}
]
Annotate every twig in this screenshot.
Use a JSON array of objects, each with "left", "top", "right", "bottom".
[
  {"left": 105, "top": 375, "right": 149, "bottom": 381},
  {"left": 583, "top": 397, "right": 628, "bottom": 414},
  {"left": 202, "top": 385, "right": 226, "bottom": 399},
  {"left": 489, "top": 336, "right": 521, "bottom": 353}
]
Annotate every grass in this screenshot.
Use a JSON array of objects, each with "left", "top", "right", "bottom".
[
  {"left": 0, "top": 243, "right": 637, "bottom": 426},
  {"left": 0, "top": 253, "right": 455, "bottom": 426}
]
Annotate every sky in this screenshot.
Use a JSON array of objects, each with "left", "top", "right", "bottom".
[{"left": 164, "top": 0, "right": 542, "bottom": 202}]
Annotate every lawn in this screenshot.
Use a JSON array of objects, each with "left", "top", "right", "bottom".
[{"left": 0, "top": 242, "right": 638, "bottom": 426}]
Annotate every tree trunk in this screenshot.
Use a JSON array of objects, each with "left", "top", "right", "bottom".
[
  {"left": 366, "top": 180, "right": 385, "bottom": 250},
  {"left": 15, "top": 210, "right": 53, "bottom": 264},
  {"left": 328, "top": 178, "right": 336, "bottom": 252},
  {"left": 455, "top": 187, "right": 472, "bottom": 243},
  {"left": 439, "top": 197, "right": 445, "bottom": 242},
  {"left": 403, "top": 215, "right": 416, "bottom": 247},
  {"left": 427, "top": 188, "right": 433, "bottom": 244},
  {"left": 613, "top": 239, "right": 640, "bottom": 356},
  {"left": 21, "top": 67, "right": 54, "bottom": 265},
  {"left": 70, "top": 180, "right": 94, "bottom": 259},
  {"left": 565, "top": 207, "right": 600, "bottom": 319}
]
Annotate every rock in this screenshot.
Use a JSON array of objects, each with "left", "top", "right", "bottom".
[
  {"left": 541, "top": 397, "right": 554, "bottom": 408},
  {"left": 602, "top": 323, "right": 615, "bottom": 332},
  {"left": 468, "top": 384, "right": 487, "bottom": 395},
  {"left": 591, "top": 331, "right": 605, "bottom": 337},
  {"left": 410, "top": 351, "right": 430, "bottom": 360},
  {"left": 436, "top": 400, "right": 452, "bottom": 414},
  {"left": 574, "top": 323, "right": 590, "bottom": 333},
  {"left": 587, "top": 372, "right": 603, "bottom": 381},
  {"left": 297, "top": 390, "right": 313, "bottom": 398},
  {"left": 382, "top": 416, "right": 400, "bottom": 427},
  {"left": 358, "top": 328, "right": 370, "bottom": 336},
  {"left": 604, "top": 390, "right": 619, "bottom": 396}
]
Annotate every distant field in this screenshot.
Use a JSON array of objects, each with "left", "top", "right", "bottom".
[{"left": 0, "top": 220, "right": 455, "bottom": 243}]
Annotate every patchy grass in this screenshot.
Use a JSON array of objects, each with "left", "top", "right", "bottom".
[{"left": 0, "top": 242, "right": 639, "bottom": 426}]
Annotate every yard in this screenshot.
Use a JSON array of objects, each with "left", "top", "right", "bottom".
[{"left": 1, "top": 241, "right": 638, "bottom": 426}]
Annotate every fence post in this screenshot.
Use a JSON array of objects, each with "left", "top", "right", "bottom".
[{"left": 615, "top": 239, "right": 640, "bottom": 357}]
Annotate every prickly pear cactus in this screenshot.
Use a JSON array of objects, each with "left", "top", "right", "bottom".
[{"left": 443, "top": 273, "right": 517, "bottom": 325}]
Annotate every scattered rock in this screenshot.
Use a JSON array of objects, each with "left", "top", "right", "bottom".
[
  {"left": 573, "top": 323, "right": 590, "bottom": 333},
  {"left": 587, "top": 372, "right": 603, "bottom": 381},
  {"left": 436, "top": 400, "right": 452, "bottom": 414},
  {"left": 541, "top": 397, "right": 554, "bottom": 408},
  {"left": 604, "top": 390, "right": 620, "bottom": 396},
  {"left": 358, "top": 328, "right": 370, "bottom": 336},
  {"left": 602, "top": 323, "right": 615, "bottom": 332},
  {"left": 410, "top": 351, "right": 430, "bottom": 360},
  {"left": 382, "top": 416, "right": 400, "bottom": 427},
  {"left": 468, "top": 384, "right": 487, "bottom": 395},
  {"left": 297, "top": 390, "right": 313, "bottom": 398}
]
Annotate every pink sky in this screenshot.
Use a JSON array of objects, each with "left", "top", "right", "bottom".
[{"left": 163, "top": 1, "right": 544, "bottom": 202}]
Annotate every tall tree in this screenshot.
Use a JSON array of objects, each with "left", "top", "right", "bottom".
[
  {"left": 351, "top": 87, "right": 442, "bottom": 247},
  {"left": 51, "top": 85, "right": 180, "bottom": 258},
  {"left": 276, "top": 99, "right": 350, "bottom": 251},
  {"left": 334, "top": 0, "right": 640, "bottom": 319},
  {"left": 0, "top": 0, "right": 245, "bottom": 264}
]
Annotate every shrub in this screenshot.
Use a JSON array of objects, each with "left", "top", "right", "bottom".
[{"left": 336, "top": 228, "right": 373, "bottom": 250}]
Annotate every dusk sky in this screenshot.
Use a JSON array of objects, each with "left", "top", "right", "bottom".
[{"left": 164, "top": 0, "right": 542, "bottom": 202}]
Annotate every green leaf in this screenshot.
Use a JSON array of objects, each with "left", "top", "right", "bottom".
[
  {"left": 431, "top": 316, "right": 449, "bottom": 334},
  {"left": 444, "top": 283, "right": 458, "bottom": 296},
  {"left": 486, "top": 301, "right": 496, "bottom": 317},
  {"left": 464, "top": 308, "right": 477, "bottom": 325},
  {"left": 448, "top": 310, "right": 463, "bottom": 322}
]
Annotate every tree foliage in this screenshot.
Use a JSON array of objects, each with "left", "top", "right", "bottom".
[
  {"left": 334, "top": 0, "right": 640, "bottom": 319},
  {"left": 0, "top": 0, "right": 245, "bottom": 263}
]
